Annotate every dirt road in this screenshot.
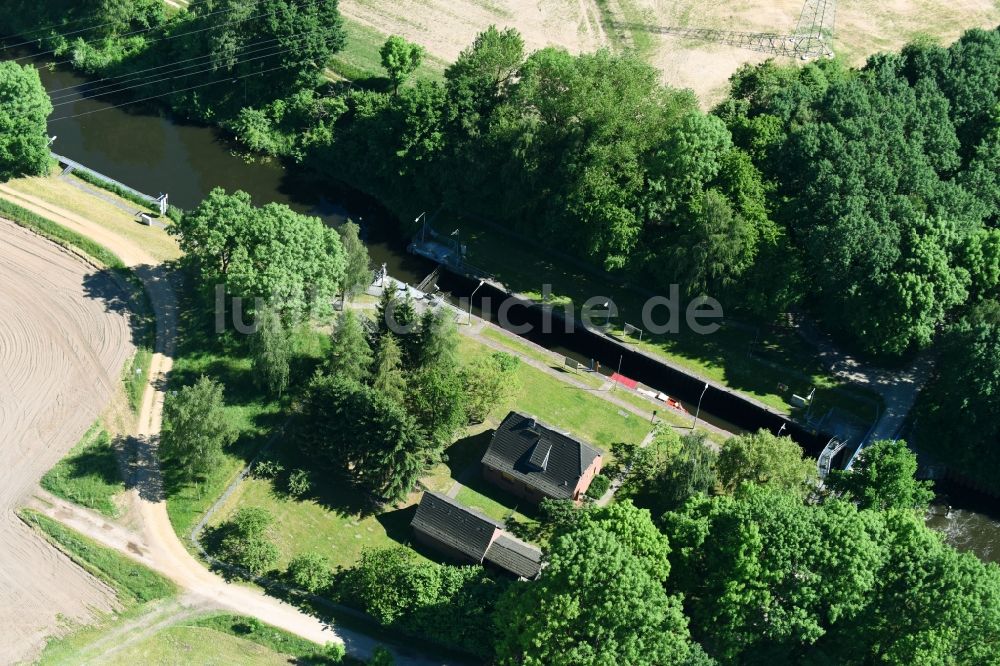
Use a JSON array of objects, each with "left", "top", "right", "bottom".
[
  {"left": 0, "top": 186, "right": 446, "bottom": 665},
  {"left": 0, "top": 217, "right": 133, "bottom": 663}
]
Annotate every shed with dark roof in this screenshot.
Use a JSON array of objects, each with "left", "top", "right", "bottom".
[
  {"left": 481, "top": 411, "right": 603, "bottom": 503},
  {"left": 484, "top": 534, "right": 543, "bottom": 580},
  {"left": 410, "top": 492, "right": 542, "bottom": 579}
]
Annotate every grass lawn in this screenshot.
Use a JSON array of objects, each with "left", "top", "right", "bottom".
[
  {"left": 163, "top": 289, "right": 329, "bottom": 541},
  {"left": 207, "top": 474, "right": 427, "bottom": 572},
  {"left": 40, "top": 609, "right": 357, "bottom": 666},
  {"left": 7, "top": 171, "right": 182, "bottom": 264},
  {"left": 40, "top": 423, "right": 125, "bottom": 518},
  {"left": 95, "top": 625, "right": 296, "bottom": 666},
  {"left": 452, "top": 215, "right": 882, "bottom": 424},
  {"left": 208, "top": 331, "right": 650, "bottom": 575},
  {"left": 478, "top": 325, "right": 729, "bottom": 443},
  {"left": 458, "top": 336, "right": 651, "bottom": 449},
  {"left": 328, "top": 19, "right": 448, "bottom": 84}
]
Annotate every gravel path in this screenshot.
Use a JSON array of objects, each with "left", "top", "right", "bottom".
[{"left": 0, "top": 217, "right": 134, "bottom": 663}]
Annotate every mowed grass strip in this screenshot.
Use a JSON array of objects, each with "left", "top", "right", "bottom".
[
  {"left": 20, "top": 509, "right": 176, "bottom": 606},
  {"left": 6, "top": 171, "right": 182, "bottom": 263},
  {"left": 458, "top": 335, "right": 650, "bottom": 449},
  {"left": 40, "top": 423, "right": 125, "bottom": 518},
  {"left": 96, "top": 625, "right": 295, "bottom": 666},
  {"left": 0, "top": 197, "right": 125, "bottom": 269}
]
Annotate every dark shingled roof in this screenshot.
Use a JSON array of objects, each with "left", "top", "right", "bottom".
[
  {"left": 411, "top": 492, "right": 501, "bottom": 561},
  {"left": 485, "top": 534, "right": 543, "bottom": 580},
  {"left": 481, "top": 412, "right": 602, "bottom": 500}
]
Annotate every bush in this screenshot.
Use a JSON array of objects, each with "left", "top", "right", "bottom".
[
  {"left": 287, "top": 468, "right": 311, "bottom": 498},
  {"left": 252, "top": 457, "right": 284, "bottom": 480},
  {"left": 287, "top": 552, "right": 333, "bottom": 593},
  {"left": 70, "top": 169, "right": 161, "bottom": 215},
  {"left": 217, "top": 507, "right": 281, "bottom": 577},
  {"left": 586, "top": 474, "right": 612, "bottom": 500},
  {"left": 369, "top": 646, "right": 394, "bottom": 666}
]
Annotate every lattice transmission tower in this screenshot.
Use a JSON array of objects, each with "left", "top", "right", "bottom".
[{"left": 657, "top": 0, "right": 836, "bottom": 59}]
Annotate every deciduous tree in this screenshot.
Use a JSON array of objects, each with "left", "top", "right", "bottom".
[
  {"left": 0, "top": 62, "right": 52, "bottom": 181},
  {"left": 494, "top": 519, "right": 702, "bottom": 665},
  {"left": 287, "top": 552, "right": 333, "bottom": 593},
  {"left": 171, "top": 189, "right": 345, "bottom": 317},
  {"left": 249, "top": 304, "right": 292, "bottom": 396},
  {"left": 380, "top": 35, "right": 424, "bottom": 94},
  {"left": 217, "top": 507, "right": 280, "bottom": 577},
  {"left": 827, "top": 439, "right": 934, "bottom": 511},
  {"left": 461, "top": 351, "right": 520, "bottom": 423},
  {"left": 338, "top": 220, "right": 371, "bottom": 299},
  {"left": 161, "top": 376, "right": 237, "bottom": 484},
  {"left": 716, "top": 429, "right": 816, "bottom": 496}
]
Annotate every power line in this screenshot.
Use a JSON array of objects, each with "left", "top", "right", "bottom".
[
  {"left": 12, "top": 0, "right": 310, "bottom": 64},
  {"left": 47, "top": 36, "right": 293, "bottom": 102},
  {"left": 49, "top": 61, "right": 299, "bottom": 122},
  {"left": 49, "top": 42, "right": 309, "bottom": 108},
  {"left": 45, "top": 33, "right": 290, "bottom": 96},
  {"left": 0, "top": 0, "right": 217, "bottom": 51}
]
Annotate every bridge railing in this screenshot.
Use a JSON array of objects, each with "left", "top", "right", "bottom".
[{"left": 51, "top": 151, "right": 161, "bottom": 206}]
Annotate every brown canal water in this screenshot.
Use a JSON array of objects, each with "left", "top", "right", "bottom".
[
  {"left": 34, "top": 52, "right": 431, "bottom": 284},
  {"left": 21, "top": 53, "right": 1000, "bottom": 562}
]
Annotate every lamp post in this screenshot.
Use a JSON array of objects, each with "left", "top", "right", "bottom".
[
  {"left": 468, "top": 280, "right": 485, "bottom": 325},
  {"left": 415, "top": 212, "right": 427, "bottom": 242},
  {"left": 692, "top": 382, "right": 709, "bottom": 429}
]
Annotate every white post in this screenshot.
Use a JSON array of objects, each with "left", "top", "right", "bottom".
[
  {"left": 692, "top": 383, "right": 709, "bottom": 429},
  {"left": 468, "top": 280, "right": 484, "bottom": 325}
]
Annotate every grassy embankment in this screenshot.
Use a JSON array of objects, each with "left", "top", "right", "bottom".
[{"left": 22, "top": 509, "right": 176, "bottom": 605}]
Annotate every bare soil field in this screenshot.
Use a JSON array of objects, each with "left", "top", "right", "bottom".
[
  {"left": 0, "top": 218, "right": 135, "bottom": 663},
  {"left": 341, "top": 0, "right": 1000, "bottom": 104}
]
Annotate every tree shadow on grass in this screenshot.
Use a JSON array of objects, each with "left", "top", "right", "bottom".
[
  {"left": 459, "top": 470, "right": 539, "bottom": 523},
  {"left": 63, "top": 439, "right": 121, "bottom": 486}
]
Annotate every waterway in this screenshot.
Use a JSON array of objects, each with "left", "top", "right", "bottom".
[{"left": 18, "top": 52, "right": 1000, "bottom": 563}]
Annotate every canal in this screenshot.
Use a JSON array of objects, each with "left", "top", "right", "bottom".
[{"left": 20, "top": 52, "right": 1000, "bottom": 563}]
